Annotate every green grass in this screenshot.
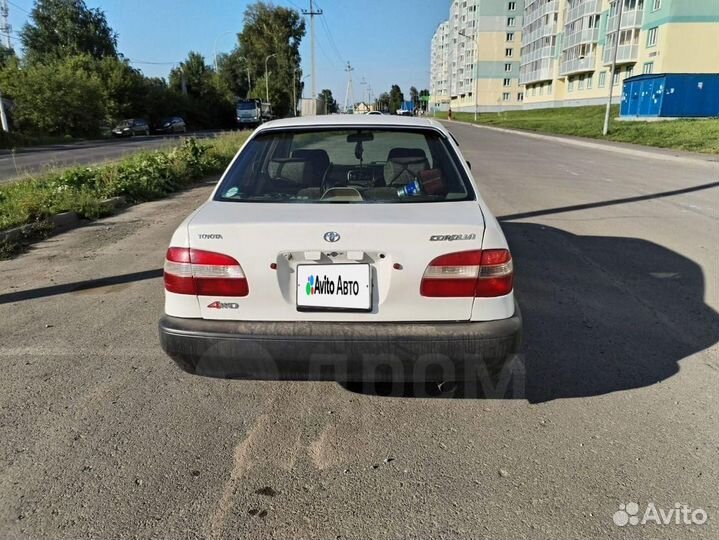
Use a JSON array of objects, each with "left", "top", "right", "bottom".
[
  {"left": 0, "top": 132, "right": 249, "bottom": 236},
  {"left": 436, "top": 105, "right": 719, "bottom": 154}
]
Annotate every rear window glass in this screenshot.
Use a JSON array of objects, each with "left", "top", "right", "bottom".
[{"left": 214, "top": 128, "right": 474, "bottom": 204}]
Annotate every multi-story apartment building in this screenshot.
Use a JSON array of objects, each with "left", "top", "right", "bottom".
[
  {"left": 520, "top": 0, "right": 719, "bottom": 108},
  {"left": 432, "top": 0, "right": 718, "bottom": 112},
  {"left": 430, "top": 0, "right": 526, "bottom": 113},
  {"left": 430, "top": 21, "right": 451, "bottom": 107}
]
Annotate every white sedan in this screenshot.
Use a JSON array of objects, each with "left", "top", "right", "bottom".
[{"left": 159, "top": 115, "right": 521, "bottom": 382}]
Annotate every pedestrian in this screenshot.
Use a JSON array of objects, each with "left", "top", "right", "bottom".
[{"left": 448, "top": 107, "right": 452, "bottom": 120}]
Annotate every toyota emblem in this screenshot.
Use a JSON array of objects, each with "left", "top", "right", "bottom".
[{"left": 323, "top": 231, "right": 341, "bottom": 243}]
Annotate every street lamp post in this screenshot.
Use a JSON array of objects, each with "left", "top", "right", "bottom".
[
  {"left": 265, "top": 53, "right": 277, "bottom": 103},
  {"left": 458, "top": 30, "right": 479, "bottom": 122},
  {"left": 603, "top": 0, "right": 625, "bottom": 136},
  {"left": 237, "top": 56, "right": 252, "bottom": 98},
  {"left": 213, "top": 31, "right": 235, "bottom": 72}
]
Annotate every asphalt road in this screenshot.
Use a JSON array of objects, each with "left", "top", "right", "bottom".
[
  {"left": 1, "top": 123, "right": 718, "bottom": 539},
  {"left": 0, "top": 131, "right": 226, "bottom": 183}
]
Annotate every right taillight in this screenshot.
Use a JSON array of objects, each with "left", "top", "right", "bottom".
[
  {"left": 164, "top": 247, "right": 249, "bottom": 297},
  {"left": 420, "top": 249, "right": 513, "bottom": 298}
]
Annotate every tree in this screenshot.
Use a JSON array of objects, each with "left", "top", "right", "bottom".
[
  {"left": 0, "top": 55, "right": 105, "bottom": 136},
  {"left": 389, "top": 85, "right": 404, "bottom": 114},
  {"left": 0, "top": 45, "right": 16, "bottom": 68},
  {"left": 419, "top": 88, "right": 430, "bottom": 112},
  {"left": 20, "top": 0, "right": 118, "bottom": 62},
  {"left": 377, "top": 92, "right": 390, "bottom": 112},
  {"left": 318, "top": 89, "right": 338, "bottom": 114},
  {"left": 409, "top": 86, "right": 419, "bottom": 109},
  {"left": 226, "top": 1, "right": 305, "bottom": 117},
  {"left": 169, "top": 51, "right": 234, "bottom": 128},
  {"left": 170, "top": 52, "right": 213, "bottom": 98}
]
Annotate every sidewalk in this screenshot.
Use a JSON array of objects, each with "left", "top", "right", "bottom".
[{"left": 441, "top": 119, "right": 719, "bottom": 165}]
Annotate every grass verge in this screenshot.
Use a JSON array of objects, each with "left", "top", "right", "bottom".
[
  {"left": 0, "top": 132, "right": 249, "bottom": 258},
  {"left": 436, "top": 105, "right": 719, "bottom": 154}
]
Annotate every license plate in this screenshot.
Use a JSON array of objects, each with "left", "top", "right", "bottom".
[{"left": 296, "top": 264, "right": 371, "bottom": 311}]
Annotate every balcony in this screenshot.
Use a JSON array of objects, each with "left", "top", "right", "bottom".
[
  {"left": 563, "top": 26, "right": 600, "bottom": 49},
  {"left": 560, "top": 55, "right": 597, "bottom": 76},
  {"left": 564, "top": 0, "right": 601, "bottom": 24},
  {"left": 606, "top": 7, "right": 644, "bottom": 31},
  {"left": 523, "top": 0, "right": 559, "bottom": 27},
  {"left": 603, "top": 43, "right": 639, "bottom": 64},
  {"left": 522, "top": 22, "right": 558, "bottom": 46},
  {"left": 520, "top": 44, "right": 555, "bottom": 65},
  {"left": 519, "top": 60, "right": 555, "bottom": 85}
]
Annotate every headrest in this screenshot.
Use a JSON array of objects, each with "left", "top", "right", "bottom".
[
  {"left": 387, "top": 147, "right": 428, "bottom": 161},
  {"left": 268, "top": 158, "right": 309, "bottom": 184}
]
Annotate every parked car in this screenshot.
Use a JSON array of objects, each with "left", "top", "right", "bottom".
[
  {"left": 111, "top": 119, "right": 150, "bottom": 137},
  {"left": 159, "top": 115, "right": 521, "bottom": 383},
  {"left": 154, "top": 116, "right": 187, "bottom": 134}
]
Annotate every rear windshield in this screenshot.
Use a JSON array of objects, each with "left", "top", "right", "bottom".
[{"left": 214, "top": 128, "right": 474, "bottom": 203}]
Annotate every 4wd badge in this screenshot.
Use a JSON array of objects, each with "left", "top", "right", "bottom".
[{"left": 207, "top": 301, "right": 239, "bottom": 309}]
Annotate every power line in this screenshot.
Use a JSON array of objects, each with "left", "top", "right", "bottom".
[
  {"left": 314, "top": 1, "right": 344, "bottom": 65},
  {"left": 128, "top": 59, "right": 180, "bottom": 65},
  {"left": 7, "top": 0, "right": 29, "bottom": 15}
]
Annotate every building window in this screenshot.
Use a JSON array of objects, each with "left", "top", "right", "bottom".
[
  {"left": 503, "top": 78, "right": 511, "bottom": 86},
  {"left": 547, "top": 82, "right": 552, "bottom": 94},
  {"left": 612, "top": 69, "right": 620, "bottom": 86},
  {"left": 504, "top": 63, "right": 512, "bottom": 72},
  {"left": 568, "top": 79, "right": 574, "bottom": 92},
  {"left": 586, "top": 74, "right": 593, "bottom": 89},
  {"left": 626, "top": 66, "right": 634, "bottom": 78},
  {"left": 652, "top": 0, "right": 661, "bottom": 10},
  {"left": 598, "top": 71, "right": 606, "bottom": 88},
  {"left": 578, "top": 76, "right": 585, "bottom": 90},
  {"left": 647, "top": 27, "right": 658, "bottom": 47},
  {"left": 505, "top": 48, "right": 513, "bottom": 57},
  {"left": 502, "top": 92, "right": 511, "bottom": 101},
  {"left": 643, "top": 62, "right": 654, "bottom": 74},
  {"left": 506, "top": 32, "right": 514, "bottom": 41},
  {"left": 508, "top": 1, "right": 516, "bottom": 10},
  {"left": 539, "top": 85, "right": 543, "bottom": 96},
  {"left": 517, "top": 92, "right": 524, "bottom": 101},
  {"left": 507, "top": 17, "right": 515, "bottom": 26}
]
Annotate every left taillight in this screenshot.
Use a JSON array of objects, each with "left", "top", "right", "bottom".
[
  {"left": 420, "top": 249, "right": 513, "bottom": 298},
  {"left": 163, "top": 247, "right": 249, "bottom": 297}
]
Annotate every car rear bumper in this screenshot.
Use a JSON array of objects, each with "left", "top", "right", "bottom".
[{"left": 159, "top": 304, "right": 522, "bottom": 381}]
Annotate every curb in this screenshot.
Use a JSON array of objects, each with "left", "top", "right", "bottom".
[
  {"left": 0, "top": 196, "right": 128, "bottom": 244},
  {"left": 442, "top": 120, "right": 718, "bottom": 165}
]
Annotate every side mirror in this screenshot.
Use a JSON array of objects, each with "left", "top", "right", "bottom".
[{"left": 466, "top": 161, "right": 471, "bottom": 170}]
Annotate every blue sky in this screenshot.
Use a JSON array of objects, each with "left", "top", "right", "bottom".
[{"left": 6, "top": 0, "right": 448, "bottom": 103}]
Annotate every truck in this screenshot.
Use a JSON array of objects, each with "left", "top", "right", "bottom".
[{"left": 235, "top": 99, "right": 273, "bottom": 128}]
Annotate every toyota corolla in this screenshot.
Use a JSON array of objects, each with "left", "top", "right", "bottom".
[{"left": 159, "top": 115, "right": 521, "bottom": 382}]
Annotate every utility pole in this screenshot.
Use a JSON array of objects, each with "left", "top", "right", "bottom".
[
  {"left": 293, "top": 67, "right": 299, "bottom": 116},
  {"left": 0, "top": 1, "right": 10, "bottom": 132},
  {"left": 359, "top": 77, "right": 367, "bottom": 104},
  {"left": 458, "top": 30, "right": 480, "bottom": 122},
  {"left": 302, "top": 0, "right": 323, "bottom": 99},
  {"left": 603, "top": 0, "right": 625, "bottom": 136},
  {"left": 0, "top": 0, "right": 11, "bottom": 49},
  {"left": 0, "top": 88, "right": 9, "bottom": 133},
  {"left": 265, "top": 53, "right": 277, "bottom": 103},
  {"left": 343, "top": 61, "right": 354, "bottom": 113}
]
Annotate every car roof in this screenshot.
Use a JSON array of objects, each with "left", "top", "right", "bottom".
[{"left": 256, "top": 114, "right": 448, "bottom": 135}]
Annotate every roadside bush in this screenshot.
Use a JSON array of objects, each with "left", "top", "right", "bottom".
[{"left": 0, "top": 133, "right": 247, "bottom": 232}]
